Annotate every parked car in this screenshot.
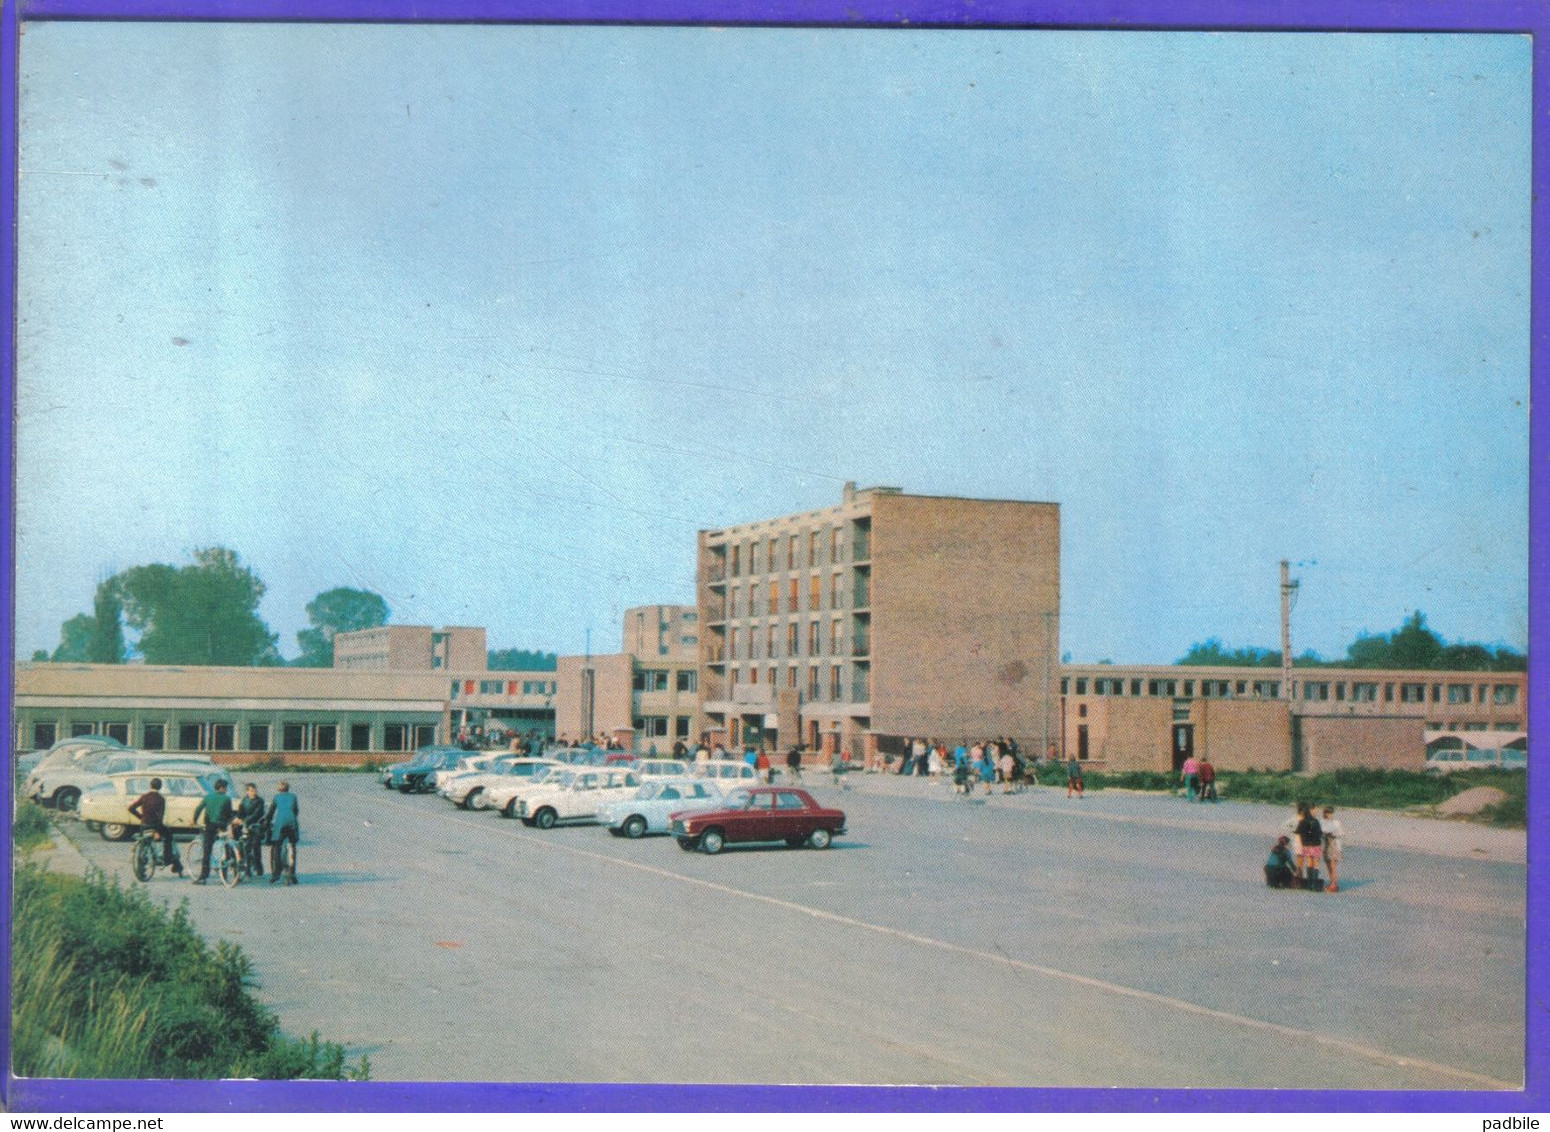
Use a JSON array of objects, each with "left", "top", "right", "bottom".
[
  {"left": 690, "top": 759, "right": 761, "bottom": 787},
  {"left": 79, "top": 766, "right": 238, "bottom": 840},
  {"left": 381, "top": 746, "right": 465, "bottom": 793},
  {"left": 670, "top": 787, "right": 846, "bottom": 854},
  {"left": 442, "top": 758, "right": 561, "bottom": 809},
  {"left": 514, "top": 767, "right": 642, "bottom": 829},
  {"left": 434, "top": 751, "right": 508, "bottom": 793},
  {"left": 25, "top": 751, "right": 215, "bottom": 813},
  {"left": 633, "top": 759, "right": 692, "bottom": 779},
  {"left": 486, "top": 768, "right": 573, "bottom": 818},
  {"left": 16, "top": 735, "right": 128, "bottom": 778},
  {"left": 597, "top": 778, "right": 733, "bottom": 839},
  {"left": 1425, "top": 746, "right": 1527, "bottom": 774}
]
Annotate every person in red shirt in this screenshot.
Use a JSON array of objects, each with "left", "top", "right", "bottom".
[{"left": 127, "top": 778, "right": 182, "bottom": 875}]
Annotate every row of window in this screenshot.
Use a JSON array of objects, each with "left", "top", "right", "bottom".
[
  {"left": 718, "top": 617, "right": 869, "bottom": 662},
  {"left": 634, "top": 670, "right": 698, "bottom": 693},
  {"left": 1064, "top": 675, "right": 1521, "bottom": 706},
  {"left": 724, "top": 663, "right": 870, "bottom": 702},
  {"left": 452, "top": 680, "right": 557, "bottom": 698},
  {"left": 631, "top": 715, "right": 694, "bottom": 740},
  {"left": 31, "top": 720, "right": 436, "bottom": 753},
  {"left": 723, "top": 527, "right": 850, "bottom": 579},
  {"left": 1427, "top": 721, "right": 1524, "bottom": 732},
  {"left": 718, "top": 571, "right": 863, "bottom": 619}
]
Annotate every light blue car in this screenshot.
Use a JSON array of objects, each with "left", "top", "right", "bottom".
[{"left": 597, "top": 778, "right": 741, "bottom": 839}]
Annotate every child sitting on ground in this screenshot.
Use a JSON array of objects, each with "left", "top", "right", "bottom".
[{"left": 1264, "top": 835, "right": 1295, "bottom": 888}]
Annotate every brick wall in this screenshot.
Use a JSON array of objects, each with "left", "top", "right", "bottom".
[
  {"left": 1196, "top": 699, "right": 1292, "bottom": 772},
  {"left": 1095, "top": 698, "right": 1172, "bottom": 771},
  {"left": 1300, "top": 715, "right": 1425, "bottom": 773},
  {"left": 868, "top": 494, "right": 1059, "bottom": 741}
]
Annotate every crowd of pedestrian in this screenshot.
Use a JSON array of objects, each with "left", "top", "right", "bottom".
[{"left": 1266, "top": 802, "right": 1342, "bottom": 892}]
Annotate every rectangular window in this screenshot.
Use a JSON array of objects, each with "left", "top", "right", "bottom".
[
  {"left": 315, "top": 724, "right": 338, "bottom": 751},
  {"left": 731, "top": 544, "right": 741, "bottom": 576},
  {"left": 675, "top": 715, "right": 691, "bottom": 739},
  {"left": 1447, "top": 684, "right": 1471, "bottom": 704},
  {"left": 32, "top": 723, "right": 56, "bottom": 749},
  {"left": 1075, "top": 678, "right": 1088, "bottom": 695},
  {"left": 787, "top": 534, "right": 797, "bottom": 570},
  {"left": 809, "top": 666, "right": 820, "bottom": 698},
  {"left": 1352, "top": 683, "right": 1378, "bottom": 702},
  {"left": 1335, "top": 683, "right": 1346, "bottom": 702},
  {"left": 768, "top": 585, "right": 778, "bottom": 615},
  {"left": 212, "top": 724, "right": 236, "bottom": 751},
  {"left": 750, "top": 628, "right": 762, "bottom": 661},
  {"left": 642, "top": 717, "right": 669, "bottom": 738},
  {"left": 142, "top": 723, "right": 165, "bottom": 750},
  {"left": 71, "top": 723, "right": 94, "bottom": 737},
  {"left": 105, "top": 722, "right": 130, "bottom": 744},
  {"left": 1384, "top": 683, "right": 1394, "bottom": 702},
  {"left": 749, "top": 584, "right": 759, "bottom": 616},
  {"left": 1148, "top": 680, "right": 1160, "bottom": 696},
  {"left": 768, "top": 666, "right": 777, "bottom": 688},
  {"left": 730, "top": 668, "right": 740, "bottom": 693},
  {"left": 830, "top": 617, "right": 842, "bottom": 653},
  {"left": 752, "top": 542, "right": 762, "bottom": 574},
  {"left": 1494, "top": 684, "right": 1518, "bottom": 705},
  {"left": 810, "top": 575, "right": 821, "bottom": 610},
  {"left": 787, "top": 623, "right": 799, "bottom": 655},
  {"left": 749, "top": 667, "right": 758, "bottom": 685},
  {"left": 808, "top": 531, "right": 818, "bottom": 566},
  {"left": 413, "top": 724, "right": 436, "bottom": 748},
  {"left": 831, "top": 528, "right": 840, "bottom": 560},
  {"left": 1061, "top": 677, "right": 1069, "bottom": 694},
  {"left": 831, "top": 571, "right": 842, "bottom": 607},
  {"left": 730, "top": 628, "right": 740, "bottom": 657},
  {"left": 853, "top": 666, "right": 870, "bottom": 701},
  {"left": 1401, "top": 683, "right": 1426, "bottom": 703},
  {"left": 178, "top": 723, "right": 203, "bottom": 751},
  {"left": 385, "top": 723, "right": 406, "bottom": 750},
  {"left": 1432, "top": 684, "right": 1443, "bottom": 703},
  {"left": 788, "top": 578, "right": 798, "bottom": 612},
  {"left": 676, "top": 669, "right": 697, "bottom": 692},
  {"left": 351, "top": 723, "right": 372, "bottom": 751},
  {"left": 1182, "top": 681, "right": 1194, "bottom": 697},
  {"left": 788, "top": 665, "right": 798, "bottom": 688},
  {"left": 283, "top": 723, "right": 306, "bottom": 751},
  {"left": 1131, "top": 679, "right": 1143, "bottom": 696},
  {"left": 809, "top": 621, "right": 821, "bottom": 654},
  {"left": 245, "top": 723, "right": 267, "bottom": 752},
  {"left": 730, "top": 589, "right": 740, "bottom": 618},
  {"left": 830, "top": 665, "right": 842, "bottom": 699}
]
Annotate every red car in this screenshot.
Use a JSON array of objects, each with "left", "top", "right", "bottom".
[{"left": 670, "top": 787, "right": 846, "bottom": 854}]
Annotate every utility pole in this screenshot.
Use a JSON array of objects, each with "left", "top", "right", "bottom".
[{"left": 1280, "top": 560, "right": 1299, "bottom": 701}]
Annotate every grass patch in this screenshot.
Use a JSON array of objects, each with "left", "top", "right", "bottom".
[
  {"left": 11, "top": 866, "right": 370, "bottom": 1080},
  {"left": 14, "top": 801, "right": 55, "bottom": 854}
]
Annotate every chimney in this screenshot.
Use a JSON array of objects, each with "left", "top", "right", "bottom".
[{"left": 843, "top": 481, "right": 856, "bottom": 503}]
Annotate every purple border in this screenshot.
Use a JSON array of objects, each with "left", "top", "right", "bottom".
[{"left": 2, "top": 0, "right": 1545, "bottom": 1115}]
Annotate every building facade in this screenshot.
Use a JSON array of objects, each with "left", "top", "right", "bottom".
[
  {"left": 696, "top": 484, "right": 1061, "bottom": 760},
  {"left": 334, "top": 625, "right": 487, "bottom": 672}
]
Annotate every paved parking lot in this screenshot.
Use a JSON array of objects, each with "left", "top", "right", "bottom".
[{"left": 56, "top": 771, "right": 1525, "bottom": 1088}]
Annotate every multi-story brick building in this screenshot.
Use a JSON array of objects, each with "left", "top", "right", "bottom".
[
  {"left": 696, "top": 483, "right": 1061, "bottom": 762},
  {"left": 334, "top": 625, "right": 486, "bottom": 672}
]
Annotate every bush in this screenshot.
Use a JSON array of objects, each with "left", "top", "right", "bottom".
[
  {"left": 11, "top": 866, "right": 368, "bottom": 1079},
  {"left": 14, "top": 801, "right": 54, "bottom": 853}
]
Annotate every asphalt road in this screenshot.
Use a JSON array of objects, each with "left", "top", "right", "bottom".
[{"left": 57, "top": 772, "right": 1525, "bottom": 1089}]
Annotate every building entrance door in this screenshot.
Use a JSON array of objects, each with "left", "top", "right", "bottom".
[
  {"left": 1172, "top": 724, "right": 1194, "bottom": 772},
  {"left": 741, "top": 715, "right": 765, "bottom": 748}
]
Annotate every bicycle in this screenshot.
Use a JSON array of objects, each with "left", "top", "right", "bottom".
[
  {"left": 213, "top": 825, "right": 244, "bottom": 888},
  {"left": 130, "top": 827, "right": 182, "bottom": 882},
  {"left": 270, "top": 830, "right": 298, "bottom": 884}
]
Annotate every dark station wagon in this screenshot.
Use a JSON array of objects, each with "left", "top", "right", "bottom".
[{"left": 670, "top": 786, "right": 846, "bottom": 855}]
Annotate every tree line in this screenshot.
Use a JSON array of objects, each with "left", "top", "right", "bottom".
[
  {"left": 1176, "top": 612, "right": 1525, "bottom": 672},
  {"left": 31, "top": 547, "right": 544, "bottom": 670}
]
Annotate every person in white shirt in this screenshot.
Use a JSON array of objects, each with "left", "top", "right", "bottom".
[{"left": 1321, "top": 806, "right": 1344, "bottom": 893}]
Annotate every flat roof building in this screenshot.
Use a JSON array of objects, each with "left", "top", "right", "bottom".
[{"left": 696, "top": 483, "right": 1060, "bottom": 760}]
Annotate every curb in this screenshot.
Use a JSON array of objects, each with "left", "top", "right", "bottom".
[{"left": 43, "top": 822, "right": 92, "bottom": 876}]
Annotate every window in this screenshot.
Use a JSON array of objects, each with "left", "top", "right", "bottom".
[
  {"left": 730, "top": 628, "right": 740, "bottom": 657},
  {"left": 830, "top": 665, "right": 842, "bottom": 699},
  {"left": 809, "top": 666, "right": 820, "bottom": 698},
  {"left": 1335, "top": 683, "right": 1345, "bottom": 702},
  {"left": 675, "top": 716, "right": 691, "bottom": 739},
  {"left": 1131, "top": 679, "right": 1142, "bottom": 696},
  {"left": 831, "top": 571, "right": 842, "bottom": 606},
  {"left": 831, "top": 528, "right": 841, "bottom": 560},
  {"left": 766, "top": 628, "right": 777, "bottom": 659},
  {"left": 351, "top": 723, "right": 372, "bottom": 751},
  {"left": 750, "top": 584, "right": 760, "bottom": 616},
  {"left": 1303, "top": 682, "right": 1329, "bottom": 701},
  {"left": 730, "top": 589, "right": 741, "bottom": 618},
  {"left": 1401, "top": 683, "right": 1426, "bottom": 703},
  {"left": 788, "top": 665, "right": 798, "bottom": 688},
  {"left": 32, "top": 722, "right": 57, "bottom": 749},
  {"left": 853, "top": 666, "right": 869, "bottom": 701},
  {"left": 768, "top": 585, "right": 779, "bottom": 615},
  {"left": 315, "top": 724, "right": 338, "bottom": 751},
  {"left": 1352, "top": 683, "right": 1378, "bottom": 702},
  {"left": 677, "top": 670, "right": 697, "bottom": 692},
  {"left": 752, "top": 542, "right": 763, "bottom": 574},
  {"left": 1494, "top": 684, "right": 1518, "bottom": 705},
  {"left": 71, "top": 723, "right": 95, "bottom": 737},
  {"left": 768, "top": 667, "right": 776, "bottom": 688},
  {"left": 105, "top": 722, "right": 130, "bottom": 744},
  {"left": 480, "top": 680, "right": 503, "bottom": 695},
  {"left": 788, "top": 623, "right": 799, "bottom": 655},
  {"left": 808, "top": 530, "right": 818, "bottom": 566},
  {"left": 1447, "top": 684, "right": 1472, "bottom": 705},
  {"left": 776, "top": 792, "right": 806, "bottom": 810},
  {"left": 1148, "top": 680, "right": 1159, "bottom": 696},
  {"left": 1182, "top": 681, "right": 1194, "bottom": 697},
  {"left": 809, "top": 575, "right": 821, "bottom": 610},
  {"left": 731, "top": 544, "right": 741, "bottom": 576},
  {"left": 749, "top": 667, "right": 759, "bottom": 685},
  {"left": 143, "top": 723, "right": 166, "bottom": 750},
  {"left": 768, "top": 537, "right": 778, "bottom": 570},
  {"left": 178, "top": 723, "right": 202, "bottom": 751},
  {"left": 1076, "top": 678, "right": 1088, "bottom": 695},
  {"left": 634, "top": 670, "right": 670, "bottom": 692},
  {"left": 1384, "top": 683, "right": 1394, "bottom": 703},
  {"left": 641, "top": 717, "right": 669, "bottom": 738},
  {"left": 413, "top": 724, "right": 436, "bottom": 748},
  {"left": 788, "top": 578, "right": 798, "bottom": 612},
  {"left": 212, "top": 724, "right": 236, "bottom": 751},
  {"left": 1432, "top": 684, "right": 1443, "bottom": 703},
  {"left": 750, "top": 629, "right": 762, "bottom": 661},
  {"left": 283, "top": 724, "right": 306, "bottom": 751},
  {"left": 809, "top": 622, "right": 821, "bottom": 654},
  {"left": 384, "top": 723, "right": 406, "bottom": 751},
  {"left": 787, "top": 535, "right": 797, "bottom": 570}
]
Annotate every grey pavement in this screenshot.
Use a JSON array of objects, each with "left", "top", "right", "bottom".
[{"left": 49, "top": 771, "right": 1525, "bottom": 1089}]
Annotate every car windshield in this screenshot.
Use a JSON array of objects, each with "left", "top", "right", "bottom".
[
  {"left": 636, "top": 782, "right": 664, "bottom": 800},
  {"left": 725, "top": 790, "right": 752, "bottom": 809}
]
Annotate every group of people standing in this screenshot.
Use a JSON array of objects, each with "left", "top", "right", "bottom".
[
  {"left": 1265, "top": 803, "right": 1343, "bottom": 892},
  {"left": 1177, "top": 754, "right": 1218, "bottom": 802},
  {"left": 127, "top": 777, "right": 301, "bottom": 885}
]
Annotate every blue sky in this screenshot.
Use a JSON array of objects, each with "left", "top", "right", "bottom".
[{"left": 15, "top": 25, "right": 1532, "bottom": 663}]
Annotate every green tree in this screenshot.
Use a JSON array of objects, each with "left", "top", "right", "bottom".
[
  {"left": 1176, "top": 639, "right": 1281, "bottom": 667},
  {"left": 49, "top": 614, "right": 96, "bottom": 662},
  {"left": 30, "top": 650, "right": 49, "bottom": 662},
  {"left": 89, "top": 579, "right": 126, "bottom": 664},
  {"left": 294, "top": 587, "right": 390, "bottom": 667},
  {"left": 488, "top": 648, "right": 559, "bottom": 671},
  {"left": 117, "top": 548, "right": 280, "bottom": 666},
  {"left": 1388, "top": 611, "right": 1443, "bottom": 669}
]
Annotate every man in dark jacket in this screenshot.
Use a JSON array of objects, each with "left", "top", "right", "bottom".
[
  {"left": 127, "top": 777, "right": 181, "bottom": 874},
  {"left": 236, "top": 782, "right": 266, "bottom": 877},
  {"left": 266, "top": 780, "right": 300, "bottom": 885}
]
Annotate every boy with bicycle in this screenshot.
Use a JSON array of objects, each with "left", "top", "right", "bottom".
[
  {"left": 191, "top": 779, "right": 234, "bottom": 885},
  {"left": 266, "top": 780, "right": 300, "bottom": 885},
  {"left": 127, "top": 777, "right": 182, "bottom": 876},
  {"left": 235, "top": 782, "right": 266, "bottom": 877}
]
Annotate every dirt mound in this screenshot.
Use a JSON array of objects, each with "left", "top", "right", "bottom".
[{"left": 1436, "top": 786, "right": 1508, "bottom": 816}]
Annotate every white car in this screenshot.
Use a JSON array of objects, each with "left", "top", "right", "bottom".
[
  {"left": 17, "top": 735, "right": 128, "bottom": 778},
  {"left": 514, "top": 768, "right": 642, "bottom": 829},
  {"left": 434, "top": 751, "right": 507, "bottom": 793},
  {"left": 691, "top": 759, "right": 761, "bottom": 788},
  {"left": 486, "top": 768, "right": 577, "bottom": 818},
  {"left": 79, "top": 766, "right": 237, "bottom": 840},
  {"left": 25, "top": 751, "right": 216, "bottom": 813},
  {"left": 442, "top": 758, "right": 561, "bottom": 810},
  {"left": 633, "top": 759, "right": 693, "bottom": 779},
  {"left": 597, "top": 778, "right": 736, "bottom": 839}
]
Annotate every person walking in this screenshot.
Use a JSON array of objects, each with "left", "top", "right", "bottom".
[
  {"left": 1180, "top": 753, "right": 1201, "bottom": 801},
  {"left": 1321, "top": 806, "right": 1343, "bottom": 892},
  {"left": 1066, "top": 754, "right": 1084, "bottom": 798},
  {"left": 786, "top": 745, "right": 803, "bottom": 783},
  {"left": 127, "top": 777, "right": 182, "bottom": 876},
  {"left": 998, "top": 747, "right": 1014, "bottom": 794},
  {"left": 1197, "top": 757, "right": 1217, "bottom": 803},
  {"left": 191, "top": 779, "right": 234, "bottom": 885},
  {"left": 979, "top": 744, "right": 996, "bottom": 796},
  {"left": 266, "top": 780, "right": 300, "bottom": 885}
]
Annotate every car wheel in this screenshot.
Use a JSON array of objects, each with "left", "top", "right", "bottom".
[
  {"left": 677, "top": 837, "right": 697, "bottom": 852},
  {"left": 85, "top": 820, "right": 103, "bottom": 833},
  {"left": 700, "top": 828, "right": 725, "bottom": 855},
  {"left": 460, "top": 787, "right": 482, "bottom": 810},
  {"left": 808, "top": 828, "right": 833, "bottom": 850},
  {"left": 534, "top": 808, "right": 557, "bottom": 830},
  {"left": 501, "top": 800, "right": 518, "bottom": 819},
  {"left": 99, "top": 822, "right": 132, "bottom": 842},
  {"left": 398, "top": 783, "right": 413, "bottom": 794},
  {"left": 623, "top": 815, "right": 648, "bottom": 840},
  {"left": 53, "top": 787, "right": 81, "bottom": 813}
]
